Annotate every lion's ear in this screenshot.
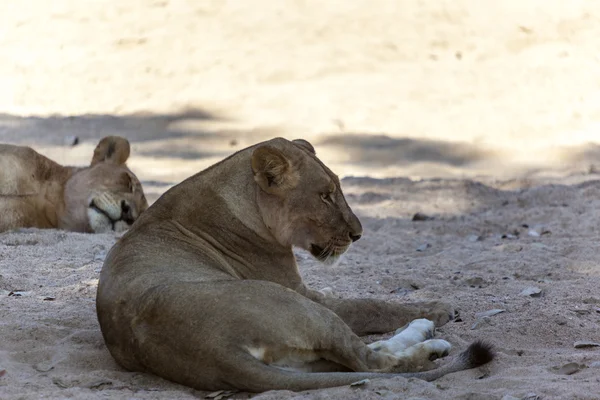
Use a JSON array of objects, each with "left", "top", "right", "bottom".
[
  {"left": 91, "top": 136, "right": 131, "bottom": 166},
  {"left": 292, "top": 139, "right": 316, "bottom": 154},
  {"left": 119, "top": 171, "right": 135, "bottom": 192},
  {"left": 251, "top": 146, "right": 298, "bottom": 195}
]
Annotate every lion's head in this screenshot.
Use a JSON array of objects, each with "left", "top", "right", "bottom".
[
  {"left": 62, "top": 136, "right": 148, "bottom": 233},
  {"left": 251, "top": 138, "right": 362, "bottom": 264}
]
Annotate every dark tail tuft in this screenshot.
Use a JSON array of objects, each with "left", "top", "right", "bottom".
[{"left": 462, "top": 340, "right": 495, "bottom": 367}]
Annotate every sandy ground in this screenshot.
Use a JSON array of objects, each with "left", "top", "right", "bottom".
[{"left": 2, "top": 0, "right": 600, "bottom": 399}]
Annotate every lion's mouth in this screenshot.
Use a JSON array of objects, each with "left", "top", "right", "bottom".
[
  {"left": 310, "top": 244, "right": 326, "bottom": 260},
  {"left": 89, "top": 200, "right": 134, "bottom": 231},
  {"left": 310, "top": 243, "right": 350, "bottom": 264}
]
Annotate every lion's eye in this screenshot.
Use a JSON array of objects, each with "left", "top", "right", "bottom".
[{"left": 320, "top": 193, "right": 332, "bottom": 202}]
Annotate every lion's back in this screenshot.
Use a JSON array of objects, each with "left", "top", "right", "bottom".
[{"left": 0, "top": 145, "right": 67, "bottom": 230}]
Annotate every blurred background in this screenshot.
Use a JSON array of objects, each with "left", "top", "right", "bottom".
[{"left": 2, "top": 0, "right": 600, "bottom": 202}]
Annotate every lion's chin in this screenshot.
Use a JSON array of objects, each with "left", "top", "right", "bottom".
[{"left": 309, "top": 244, "right": 349, "bottom": 266}]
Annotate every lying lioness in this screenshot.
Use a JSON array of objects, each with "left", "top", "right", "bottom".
[
  {"left": 0, "top": 136, "right": 148, "bottom": 233},
  {"left": 97, "top": 138, "right": 493, "bottom": 392}
]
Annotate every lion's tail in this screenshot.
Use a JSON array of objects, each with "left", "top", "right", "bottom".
[
  {"left": 398, "top": 340, "right": 495, "bottom": 381},
  {"left": 231, "top": 340, "right": 495, "bottom": 392}
]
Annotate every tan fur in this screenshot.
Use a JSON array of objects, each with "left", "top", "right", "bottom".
[
  {"left": 0, "top": 136, "right": 148, "bottom": 233},
  {"left": 97, "top": 138, "right": 492, "bottom": 392}
]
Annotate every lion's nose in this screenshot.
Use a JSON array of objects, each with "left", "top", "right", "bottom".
[
  {"left": 121, "top": 200, "right": 135, "bottom": 225},
  {"left": 349, "top": 233, "right": 362, "bottom": 242}
]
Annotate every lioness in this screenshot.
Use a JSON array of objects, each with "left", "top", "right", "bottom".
[
  {"left": 97, "top": 138, "right": 493, "bottom": 392},
  {"left": 0, "top": 136, "right": 148, "bottom": 233}
]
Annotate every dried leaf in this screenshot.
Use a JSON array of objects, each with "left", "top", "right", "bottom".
[
  {"left": 475, "top": 309, "right": 505, "bottom": 319},
  {"left": 412, "top": 212, "right": 434, "bottom": 221},
  {"left": 52, "top": 377, "right": 70, "bottom": 388},
  {"left": 206, "top": 390, "right": 236, "bottom": 400},
  {"left": 574, "top": 341, "right": 600, "bottom": 349},
  {"left": 8, "top": 290, "right": 32, "bottom": 297},
  {"left": 86, "top": 379, "right": 113, "bottom": 389},
  {"left": 350, "top": 378, "right": 370, "bottom": 387}
]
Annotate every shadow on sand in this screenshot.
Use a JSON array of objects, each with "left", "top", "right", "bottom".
[{"left": 317, "top": 133, "right": 494, "bottom": 168}]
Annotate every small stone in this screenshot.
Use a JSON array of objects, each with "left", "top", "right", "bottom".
[
  {"left": 555, "top": 316, "right": 568, "bottom": 326},
  {"left": 467, "top": 234, "right": 483, "bottom": 242},
  {"left": 465, "top": 276, "right": 486, "bottom": 287},
  {"left": 350, "top": 378, "right": 370, "bottom": 387},
  {"left": 557, "top": 362, "right": 585, "bottom": 375},
  {"left": 528, "top": 225, "right": 551, "bottom": 237},
  {"left": 34, "top": 362, "right": 54, "bottom": 372},
  {"left": 574, "top": 341, "right": 600, "bottom": 349},
  {"left": 589, "top": 361, "right": 600, "bottom": 368},
  {"left": 416, "top": 243, "right": 431, "bottom": 252},
  {"left": 519, "top": 287, "right": 542, "bottom": 297}
]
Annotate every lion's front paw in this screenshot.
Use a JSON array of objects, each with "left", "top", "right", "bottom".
[{"left": 421, "top": 301, "right": 455, "bottom": 327}]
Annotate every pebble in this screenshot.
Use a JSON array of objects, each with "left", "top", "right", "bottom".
[
  {"left": 590, "top": 361, "right": 600, "bottom": 368},
  {"left": 465, "top": 276, "right": 486, "bottom": 288},
  {"left": 557, "top": 362, "right": 585, "bottom": 375},
  {"left": 416, "top": 243, "right": 431, "bottom": 252},
  {"left": 519, "top": 286, "right": 542, "bottom": 297},
  {"left": 467, "top": 234, "right": 483, "bottom": 242},
  {"left": 528, "top": 225, "right": 551, "bottom": 237},
  {"left": 34, "top": 362, "right": 54, "bottom": 372}
]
